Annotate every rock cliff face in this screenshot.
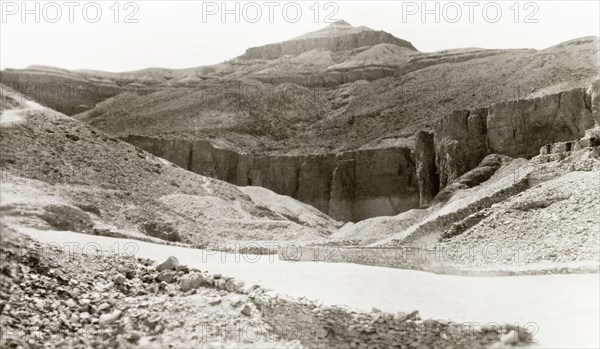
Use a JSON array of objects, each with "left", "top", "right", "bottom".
[
  {"left": 253, "top": 66, "right": 396, "bottom": 87},
  {"left": 486, "top": 88, "right": 594, "bottom": 158},
  {"left": 123, "top": 135, "right": 419, "bottom": 222},
  {"left": 241, "top": 31, "right": 416, "bottom": 60},
  {"left": 431, "top": 87, "right": 595, "bottom": 187},
  {"left": 123, "top": 86, "right": 596, "bottom": 222},
  {"left": 434, "top": 108, "right": 488, "bottom": 188},
  {"left": 414, "top": 131, "right": 439, "bottom": 207},
  {"left": 588, "top": 80, "right": 600, "bottom": 126}
]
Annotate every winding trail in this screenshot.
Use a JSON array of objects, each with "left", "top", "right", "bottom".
[{"left": 21, "top": 228, "right": 600, "bottom": 348}]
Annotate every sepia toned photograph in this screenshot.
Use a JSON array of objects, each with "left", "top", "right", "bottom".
[{"left": 0, "top": 1, "right": 599, "bottom": 348}]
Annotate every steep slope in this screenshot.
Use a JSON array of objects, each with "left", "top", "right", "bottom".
[{"left": 0, "top": 85, "right": 336, "bottom": 245}]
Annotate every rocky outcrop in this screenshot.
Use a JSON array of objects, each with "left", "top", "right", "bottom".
[
  {"left": 414, "top": 131, "right": 439, "bottom": 207},
  {"left": 253, "top": 66, "right": 396, "bottom": 87},
  {"left": 434, "top": 87, "right": 595, "bottom": 187},
  {"left": 434, "top": 108, "right": 488, "bottom": 188},
  {"left": 486, "top": 88, "right": 594, "bottom": 158},
  {"left": 589, "top": 80, "right": 600, "bottom": 126},
  {"left": 241, "top": 31, "right": 416, "bottom": 60},
  {"left": 123, "top": 135, "right": 419, "bottom": 222}
]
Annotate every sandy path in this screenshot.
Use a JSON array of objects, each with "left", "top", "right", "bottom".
[{"left": 20, "top": 227, "right": 600, "bottom": 348}]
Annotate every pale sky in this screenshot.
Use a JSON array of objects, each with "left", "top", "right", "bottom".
[{"left": 1, "top": 0, "right": 599, "bottom": 72}]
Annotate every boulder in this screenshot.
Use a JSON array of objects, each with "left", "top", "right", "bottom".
[
  {"left": 155, "top": 270, "right": 176, "bottom": 283},
  {"left": 180, "top": 273, "right": 205, "bottom": 292},
  {"left": 155, "top": 256, "right": 179, "bottom": 272},
  {"left": 241, "top": 304, "right": 252, "bottom": 316},
  {"left": 225, "top": 279, "right": 245, "bottom": 292}
]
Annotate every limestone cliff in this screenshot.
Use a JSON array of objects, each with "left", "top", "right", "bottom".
[
  {"left": 414, "top": 131, "right": 439, "bottom": 207},
  {"left": 123, "top": 135, "right": 419, "bottom": 222},
  {"left": 241, "top": 30, "right": 416, "bottom": 60},
  {"left": 430, "top": 87, "right": 596, "bottom": 188}
]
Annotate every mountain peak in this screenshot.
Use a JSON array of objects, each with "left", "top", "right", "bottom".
[
  {"left": 293, "top": 21, "right": 372, "bottom": 41},
  {"left": 329, "top": 19, "right": 352, "bottom": 27}
]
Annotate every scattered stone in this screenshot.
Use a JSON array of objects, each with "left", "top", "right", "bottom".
[
  {"left": 241, "top": 304, "right": 252, "bottom": 316},
  {"left": 155, "top": 256, "right": 179, "bottom": 272},
  {"left": 215, "top": 279, "right": 226, "bottom": 290},
  {"left": 176, "top": 264, "right": 189, "bottom": 273},
  {"left": 225, "top": 279, "right": 237, "bottom": 292},
  {"left": 180, "top": 273, "right": 205, "bottom": 292},
  {"left": 156, "top": 270, "right": 177, "bottom": 283},
  {"left": 99, "top": 310, "right": 122, "bottom": 326},
  {"left": 97, "top": 303, "right": 111, "bottom": 312},
  {"left": 114, "top": 274, "right": 127, "bottom": 284},
  {"left": 207, "top": 297, "right": 222, "bottom": 306}
]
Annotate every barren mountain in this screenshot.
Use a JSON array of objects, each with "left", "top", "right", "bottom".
[
  {"left": 77, "top": 36, "right": 599, "bottom": 154},
  {"left": 2, "top": 22, "right": 597, "bottom": 155},
  {"left": 2, "top": 22, "right": 598, "bottom": 223}
]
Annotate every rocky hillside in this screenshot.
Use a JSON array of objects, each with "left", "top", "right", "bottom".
[
  {"left": 2, "top": 23, "right": 598, "bottom": 223},
  {"left": 70, "top": 36, "right": 598, "bottom": 156},
  {"left": 0, "top": 85, "right": 340, "bottom": 245},
  {"left": 75, "top": 84, "right": 596, "bottom": 223},
  {"left": 2, "top": 24, "right": 597, "bottom": 155}
]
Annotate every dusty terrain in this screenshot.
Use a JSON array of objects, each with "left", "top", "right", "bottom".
[{"left": 0, "top": 86, "right": 339, "bottom": 246}]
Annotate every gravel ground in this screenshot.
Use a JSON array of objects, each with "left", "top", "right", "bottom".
[{"left": 0, "top": 224, "right": 302, "bottom": 348}]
